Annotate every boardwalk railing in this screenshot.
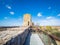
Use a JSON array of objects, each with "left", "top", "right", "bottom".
[{"left": 30, "top": 27, "right": 60, "bottom": 42}]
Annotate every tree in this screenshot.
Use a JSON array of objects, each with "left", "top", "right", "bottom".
[{"left": 46, "top": 26, "right": 52, "bottom": 31}]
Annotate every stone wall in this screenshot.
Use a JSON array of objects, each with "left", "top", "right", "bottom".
[
  {"left": 3, "top": 28, "right": 29, "bottom": 45},
  {"left": 0, "top": 26, "right": 30, "bottom": 45},
  {"left": 20, "top": 29, "right": 29, "bottom": 45}
]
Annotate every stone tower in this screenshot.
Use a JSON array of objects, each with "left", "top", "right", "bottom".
[{"left": 23, "top": 14, "right": 32, "bottom": 26}]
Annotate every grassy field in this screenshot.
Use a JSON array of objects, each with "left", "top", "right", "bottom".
[
  {"left": 40, "top": 26, "right": 60, "bottom": 38},
  {"left": 40, "top": 26, "right": 60, "bottom": 45}
]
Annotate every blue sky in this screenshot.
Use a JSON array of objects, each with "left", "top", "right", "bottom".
[{"left": 0, "top": 0, "right": 60, "bottom": 26}]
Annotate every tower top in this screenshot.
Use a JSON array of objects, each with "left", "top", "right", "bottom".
[{"left": 24, "top": 14, "right": 31, "bottom": 17}]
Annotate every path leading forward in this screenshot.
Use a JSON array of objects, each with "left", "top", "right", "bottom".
[{"left": 24, "top": 33, "right": 44, "bottom": 45}]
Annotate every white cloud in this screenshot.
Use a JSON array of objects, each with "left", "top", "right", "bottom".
[
  {"left": 34, "top": 17, "right": 60, "bottom": 26},
  {"left": 46, "top": 16, "right": 53, "bottom": 19},
  {"left": 37, "top": 13, "right": 42, "bottom": 17},
  {"left": 9, "top": 11, "right": 14, "bottom": 15},
  {"left": 57, "top": 14, "right": 60, "bottom": 16},
  {"left": 6, "top": 5, "right": 11, "bottom": 9},
  {"left": 0, "top": 18, "right": 22, "bottom": 26},
  {"left": 40, "top": 19, "right": 60, "bottom": 26},
  {"left": 4, "top": 17, "right": 8, "bottom": 19},
  {"left": 48, "top": 6, "right": 51, "bottom": 9}
]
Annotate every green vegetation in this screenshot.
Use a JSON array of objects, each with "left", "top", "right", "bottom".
[
  {"left": 40, "top": 26, "right": 43, "bottom": 30},
  {"left": 46, "top": 26, "right": 52, "bottom": 32},
  {"left": 40, "top": 26, "right": 60, "bottom": 38},
  {"left": 47, "top": 27, "right": 60, "bottom": 38}
]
